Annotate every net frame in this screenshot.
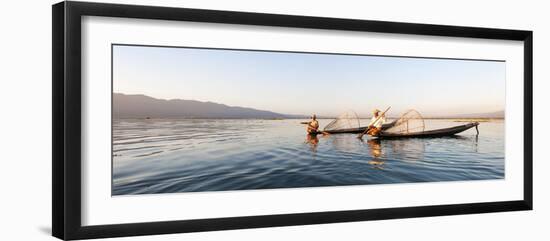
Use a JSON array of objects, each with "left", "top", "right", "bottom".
[
  {"left": 384, "top": 109, "right": 425, "bottom": 134},
  {"left": 323, "top": 110, "right": 361, "bottom": 131}
]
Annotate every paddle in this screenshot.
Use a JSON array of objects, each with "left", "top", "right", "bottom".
[{"left": 358, "top": 106, "right": 391, "bottom": 139}]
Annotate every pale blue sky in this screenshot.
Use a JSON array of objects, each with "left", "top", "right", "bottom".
[{"left": 113, "top": 45, "right": 505, "bottom": 117}]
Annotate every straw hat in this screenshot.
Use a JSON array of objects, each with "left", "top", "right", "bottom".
[{"left": 372, "top": 109, "right": 381, "bottom": 114}]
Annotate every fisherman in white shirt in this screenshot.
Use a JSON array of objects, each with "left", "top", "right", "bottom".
[{"left": 366, "top": 109, "right": 386, "bottom": 136}]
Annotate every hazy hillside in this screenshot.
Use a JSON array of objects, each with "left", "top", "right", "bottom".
[{"left": 113, "top": 93, "right": 302, "bottom": 119}]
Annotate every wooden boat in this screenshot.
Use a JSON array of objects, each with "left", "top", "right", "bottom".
[
  {"left": 309, "top": 121, "right": 396, "bottom": 135},
  {"left": 375, "top": 122, "right": 479, "bottom": 139}
]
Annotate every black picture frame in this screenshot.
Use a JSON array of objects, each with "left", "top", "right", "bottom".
[{"left": 52, "top": 1, "right": 533, "bottom": 240}]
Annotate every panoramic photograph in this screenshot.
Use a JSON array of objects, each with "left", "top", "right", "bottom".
[{"left": 111, "top": 44, "right": 505, "bottom": 196}]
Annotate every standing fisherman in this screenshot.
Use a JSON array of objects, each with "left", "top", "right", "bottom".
[{"left": 366, "top": 109, "right": 386, "bottom": 136}]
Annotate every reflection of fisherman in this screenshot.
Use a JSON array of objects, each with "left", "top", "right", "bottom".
[
  {"left": 306, "top": 114, "right": 320, "bottom": 134},
  {"left": 366, "top": 109, "right": 386, "bottom": 136},
  {"left": 367, "top": 139, "right": 384, "bottom": 167},
  {"left": 306, "top": 133, "right": 319, "bottom": 151},
  {"left": 367, "top": 139, "right": 382, "bottom": 158}
]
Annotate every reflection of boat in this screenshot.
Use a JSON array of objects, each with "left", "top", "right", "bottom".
[
  {"left": 309, "top": 121, "right": 396, "bottom": 135},
  {"left": 376, "top": 122, "right": 479, "bottom": 139}
]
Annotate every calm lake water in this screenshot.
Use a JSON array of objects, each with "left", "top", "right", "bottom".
[{"left": 112, "top": 119, "right": 504, "bottom": 195}]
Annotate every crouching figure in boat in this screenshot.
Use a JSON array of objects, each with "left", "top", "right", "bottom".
[{"left": 306, "top": 114, "right": 320, "bottom": 134}]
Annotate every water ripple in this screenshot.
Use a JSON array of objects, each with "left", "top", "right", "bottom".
[{"left": 112, "top": 119, "right": 504, "bottom": 195}]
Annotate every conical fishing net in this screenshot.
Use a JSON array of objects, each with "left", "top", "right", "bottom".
[
  {"left": 384, "top": 109, "right": 425, "bottom": 134},
  {"left": 324, "top": 110, "right": 361, "bottom": 131}
]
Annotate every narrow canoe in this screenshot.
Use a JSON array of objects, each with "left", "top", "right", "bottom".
[
  {"left": 309, "top": 120, "right": 396, "bottom": 135},
  {"left": 375, "top": 122, "right": 479, "bottom": 139}
]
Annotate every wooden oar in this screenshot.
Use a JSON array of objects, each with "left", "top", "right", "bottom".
[
  {"left": 314, "top": 130, "right": 331, "bottom": 135},
  {"left": 358, "top": 106, "right": 391, "bottom": 139}
]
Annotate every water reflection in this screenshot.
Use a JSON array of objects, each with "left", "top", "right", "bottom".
[
  {"left": 367, "top": 139, "right": 382, "bottom": 158},
  {"left": 330, "top": 134, "right": 363, "bottom": 153},
  {"left": 366, "top": 139, "right": 385, "bottom": 168},
  {"left": 472, "top": 135, "right": 479, "bottom": 152},
  {"left": 113, "top": 119, "right": 504, "bottom": 195},
  {"left": 305, "top": 133, "right": 319, "bottom": 152},
  {"left": 386, "top": 139, "right": 426, "bottom": 163}
]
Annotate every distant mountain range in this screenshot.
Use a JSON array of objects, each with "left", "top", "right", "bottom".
[
  {"left": 114, "top": 93, "right": 504, "bottom": 119},
  {"left": 113, "top": 93, "right": 305, "bottom": 119}
]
